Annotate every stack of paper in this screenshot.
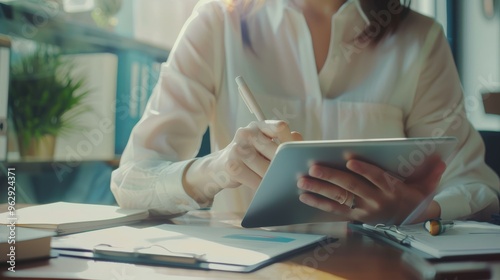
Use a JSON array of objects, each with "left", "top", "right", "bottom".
[
  {"left": 0, "top": 36, "right": 10, "bottom": 161},
  {"left": 0, "top": 202, "right": 149, "bottom": 235}
]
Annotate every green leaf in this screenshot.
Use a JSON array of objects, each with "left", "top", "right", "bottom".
[{"left": 9, "top": 43, "right": 93, "bottom": 145}]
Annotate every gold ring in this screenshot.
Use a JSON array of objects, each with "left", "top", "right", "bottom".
[{"left": 339, "top": 190, "right": 349, "bottom": 205}]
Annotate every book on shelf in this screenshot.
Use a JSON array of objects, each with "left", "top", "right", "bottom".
[
  {"left": 0, "top": 202, "right": 150, "bottom": 235},
  {"left": 0, "top": 35, "right": 10, "bottom": 161},
  {"left": 114, "top": 50, "right": 161, "bottom": 155},
  {"left": 0, "top": 226, "right": 54, "bottom": 263}
]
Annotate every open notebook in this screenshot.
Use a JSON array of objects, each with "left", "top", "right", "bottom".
[{"left": 0, "top": 202, "right": 149, "bottom": 235}]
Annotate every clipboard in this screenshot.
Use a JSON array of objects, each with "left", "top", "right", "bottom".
[
  {"left": 53, "top": 224, "right": 334, "bottom": 273},
  {"left": 57, "top": 246, "right": 251, "bottom": 272},
  {"left": 348, "top": 223, "right": 437, "bottom": 259},
  {"left": 90, "top": 244, "right": 208, "bottom": 268},
  {"left": 349, "top": 221, "right": 500, "bottom": 260}
]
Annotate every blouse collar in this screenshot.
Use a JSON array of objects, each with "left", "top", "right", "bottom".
[{"left": 265, "top": 0, "right": 371, "bottom": 43}]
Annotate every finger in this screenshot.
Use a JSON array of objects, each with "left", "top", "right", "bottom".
[
  {"left": 239, "top": 146, "right": 271, "bottom": 178},
  {"left": 251, "top": 129, "right": 280, "bottom": 160},
  {"left": 401, "top": 153, "right": 446, "bottom": 196},
  {"left": 299, "top": 192, "right": 352, "bottom": 215},
  {"left": 418, "top": 158, "right": 446, "bottom": 194},
  {"left": 346, "top": 159, "right": 403, "bottom": 193},
  {"left": 297, "top": 176, "right": 349, "bottom": 205},
  {"left": 235, "top": 166, "right": 261, "bottom": 190},
  {"left": 231, "top": 140, "right": 271, "bottom": 179},
  {"left": 235, "top": 124, "right": 278, "bottom": 160},
  {"left": 224, "top": 158, "right": 262, "bottom": 190},
  {"left": 257, "top": 120, "right": 294, "bottom": 143},
  {"left": 291, "top": 131, "right": 303, "bottom": 141},
  {"left": 407, "top": 154, "right": 446, "bottom": 185},
  {"left": 308, "top": 164, "right": 376, "bottom": 201}
]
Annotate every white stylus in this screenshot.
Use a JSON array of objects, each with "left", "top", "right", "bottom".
[
  {"left": 236, "top": 76, "right": 281, "bottom": 144},
  {"left": 235, "top": 76, "right": 267, "bottom": 121}
]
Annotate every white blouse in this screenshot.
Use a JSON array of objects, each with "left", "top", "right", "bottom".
[{"left": 111, "top": 0, "right": 500, "bottom": 220}]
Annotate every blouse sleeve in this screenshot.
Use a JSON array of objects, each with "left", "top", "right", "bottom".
[
  {"left": 405, "top": 23, "right": 500, "bottom": 220},
  {"left": 110, "top": 1, "right": 226, "bottom": 214}
]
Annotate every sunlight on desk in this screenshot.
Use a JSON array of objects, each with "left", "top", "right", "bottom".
[{"left": 2, "top": 210, "right": 499, "bottom": 279}]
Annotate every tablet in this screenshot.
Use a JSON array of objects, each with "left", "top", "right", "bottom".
[{"left": 241, "top": 137, "right": 458, "bottom": 228}]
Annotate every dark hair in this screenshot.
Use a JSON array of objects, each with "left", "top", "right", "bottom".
[
  {"left": 359, "top": 0, "right": 412, "bottom": 43},
  {"left": 231, "top": 0, "right": 412, "bottom": 49}
]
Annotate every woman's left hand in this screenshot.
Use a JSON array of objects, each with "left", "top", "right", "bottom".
[{"left": 297, "top": 154, "right": 446, "bottom": 225}]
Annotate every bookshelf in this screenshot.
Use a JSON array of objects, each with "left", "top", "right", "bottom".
[
  {"left": 1, "top": 0, "right": 170, "bottom": 157},
  {"left": 0, "top": 1, "right": 170, "bottom": 205},
  {"left": 0, "top": 2, "right": 169, "bottom": 60}
]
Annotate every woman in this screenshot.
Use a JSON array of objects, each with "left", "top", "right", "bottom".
[{"left": 111, "top": 0, "right": 500, "bottom": 224}]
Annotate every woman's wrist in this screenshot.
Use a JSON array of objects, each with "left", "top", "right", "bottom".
[{"left": 183, "top": 155, "right": 223, "bottom": 205}]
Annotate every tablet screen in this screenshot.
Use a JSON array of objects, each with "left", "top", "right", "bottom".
[{"left": 241, "top": 137, "right": 458, "bottom": 228}]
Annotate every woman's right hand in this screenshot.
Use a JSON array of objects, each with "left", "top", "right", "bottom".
[{"left": 183, "top": 120, "right": 301, "bottom": 204}]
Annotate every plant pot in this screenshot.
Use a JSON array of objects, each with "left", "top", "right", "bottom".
[{"left": 18, "top": 134, "right": 56, "bottom": 161}]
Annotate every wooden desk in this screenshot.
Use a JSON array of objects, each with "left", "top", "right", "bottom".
[{"left": 2, "top": 210, "right": 500, "bottom": 280}]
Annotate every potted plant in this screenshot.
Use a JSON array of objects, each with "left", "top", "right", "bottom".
[{"left": 9, "top": 44, "right": 90, "bottom": 160}]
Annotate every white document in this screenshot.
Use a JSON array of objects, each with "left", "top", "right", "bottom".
[
  {"left": 52, "top": 224, "right": 330, "bottom": 272},
  {"left": 0, "top": 202, "right": 149, "bottom": 235}
]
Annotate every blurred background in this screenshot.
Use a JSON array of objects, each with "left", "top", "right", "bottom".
[{"left": 0, "top": 0, "right": 498, "bottom": 206}]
